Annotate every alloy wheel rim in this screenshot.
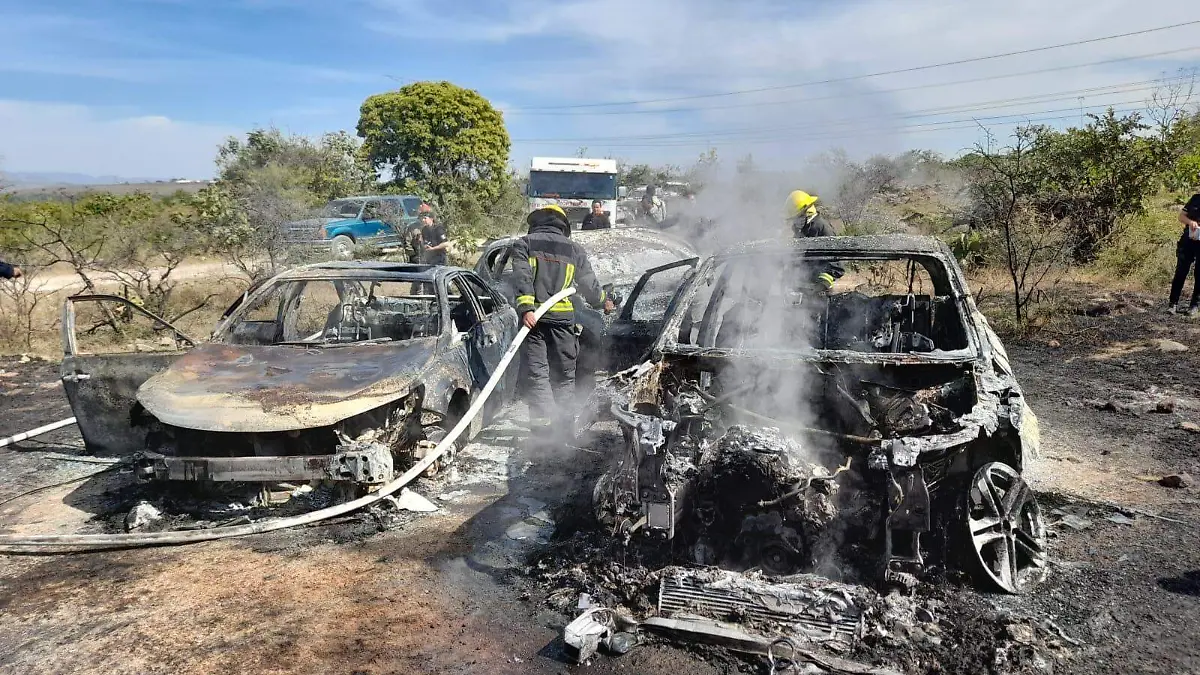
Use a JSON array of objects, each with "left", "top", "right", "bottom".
[{"left": 965, "top": 462, "right": 1046, "bottom": 593}]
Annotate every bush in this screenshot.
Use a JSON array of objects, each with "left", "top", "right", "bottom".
[
  {"left": 1164, "top": 153, "right": 1200, "bottom": 192},
  {"left": 1094, "top": 202, "right": 1183, "bottom": 286}
]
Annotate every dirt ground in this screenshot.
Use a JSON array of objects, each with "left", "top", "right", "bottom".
[{"left": 1, "top": 285, "right": 1199, "bottom": 675}]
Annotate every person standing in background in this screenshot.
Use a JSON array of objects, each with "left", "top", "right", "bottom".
[
  {"left": 1169, "top": 191, "right": 1200, "bottom": 315},
  {"left": 419, "top": 212, "right": 450, "bottom": 266},
  {"left": 581, "top": 200, "right": 611, "bottom": 230}
]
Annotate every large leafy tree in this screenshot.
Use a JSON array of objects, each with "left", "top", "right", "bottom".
[{"left": 357, "top": 81, "right": 511, "bottom": 200}]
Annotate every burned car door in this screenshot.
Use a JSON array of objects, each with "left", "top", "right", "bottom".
[
  {"left": 60, "top": 295, "right": 197, "bottom": 455},
  {"left": 458, "top": 272, "right": 519, "bottom": 404},
  {"left": 606, "top": 257, "right": 698, "bottom": 371},
  {"left": 447, "top": 276, "right": 502, "bottom": 392}
]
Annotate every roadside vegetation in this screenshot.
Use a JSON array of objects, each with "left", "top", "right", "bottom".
[{"left": 2, "top": 76, "right": 1200, "bottom": 355}]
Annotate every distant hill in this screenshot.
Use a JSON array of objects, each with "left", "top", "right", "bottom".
[
  {"left": 1, "top": 171, "right": 180, "bottom": 187},
  {"left": 3, "top": 180, "right": 212, "bottom": 201}
]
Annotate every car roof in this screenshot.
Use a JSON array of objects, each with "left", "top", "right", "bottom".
[
  {"left": 330, "top": 195, "right": 416, "bottom": 201},
  {"left": 725, "top": 234, "right": 953, "bottom": 258},
  {"left": 483, "top": 227, "right": 698, "bottom": 284},
  {"left": 275, "top": 261, "right": 471, "bottom": 282}
]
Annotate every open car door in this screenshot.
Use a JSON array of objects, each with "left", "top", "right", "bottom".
[
  {"left": 606, "top": 257, "right": 698, "bottom": 371},
  {"left": 60, "top": 295, "right": 197, "bottom": 455}
]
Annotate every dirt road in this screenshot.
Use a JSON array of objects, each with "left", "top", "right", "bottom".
[
  {"left": 0, "top": 287, "right": 1198, "bottom": 674},
  {"left": 29, "top": 259, "right": 245, "bottom": 294}
]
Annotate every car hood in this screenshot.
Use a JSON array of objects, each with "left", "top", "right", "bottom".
[
  {"left": 137, "top": 340, "right": 438, "bottom": 433},
  {"left": 287, "top": 217, "right": 359, "bottom": 229}
]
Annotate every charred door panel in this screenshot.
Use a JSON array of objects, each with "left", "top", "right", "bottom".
[
  {"left": 62, "top": 352, "right": 187, "bottom": 455},
  {"left": 607, "top": 258, "right": 698, "bottom": 371},
  {"left": 61, "top": 295, "right": 195, "bottom": 455}
]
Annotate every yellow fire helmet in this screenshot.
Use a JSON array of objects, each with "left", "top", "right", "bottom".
[
  {"left": 539, "top": 204, "right": 567, "bottom": 219},
  {"left": 787, "top": 190, "right": 819, "bottom": 218}
]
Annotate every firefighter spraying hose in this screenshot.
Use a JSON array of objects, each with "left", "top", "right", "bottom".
[{"left": 0, "top": 288, "right": 577, "bottom": 553}]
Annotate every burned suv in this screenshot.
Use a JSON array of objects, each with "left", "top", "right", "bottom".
[{"left": 597, "top": 235, "right": 1044, "bottom": 593}]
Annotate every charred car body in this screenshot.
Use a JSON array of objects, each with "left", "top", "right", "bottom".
[
  {"left": 597, "top": 235, "right": 1045, "bottom": 594},
  {"left": 61, "top": 262, "right": 517, "bottom": 488}
]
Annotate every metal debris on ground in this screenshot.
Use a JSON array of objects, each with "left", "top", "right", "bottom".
[
  {"left": 657, "top": 567, "right": 867, "bottom": 646},
  {"left": 562, "top": 607, "right": 638, "bottom": 664}
]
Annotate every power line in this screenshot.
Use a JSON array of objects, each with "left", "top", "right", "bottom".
[
  {"left": 513, "top": 80, "right": 1185, "bottom": 144},
  {"left": 511, "top": 20, "right": 1200, "bottom": 111},
  {"left": 516, "top": 104, "right": 1151, "bottom": 148},
  {"left": 507, "top": 47, "right": 1200, "bottom": 116}
]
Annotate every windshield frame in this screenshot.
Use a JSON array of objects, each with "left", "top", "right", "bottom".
[
  {"left": 528, "top": 170, "right": 618, "bottom": 201},
  {"left": 216, "top": 273, "right": 446, "bottom": 346},
  {"left": 656, "top": 250, "right": 981, "bottom": 364}
]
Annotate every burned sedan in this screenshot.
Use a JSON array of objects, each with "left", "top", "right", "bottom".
[
  {"left": 60, "top": 262, "right": 517, "bottom": 488},
  {"left": 596, "top": 235, "right": 1045, "bottom": 594}
]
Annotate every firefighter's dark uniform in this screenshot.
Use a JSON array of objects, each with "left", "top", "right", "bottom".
[
  {"left": 511, "top": 208, "right": 608, "bottom": 426},
  {"left": 792, "top": 210, "right": 844, "bottom": 291}
]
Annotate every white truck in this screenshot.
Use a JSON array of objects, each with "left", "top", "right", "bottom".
[{"left": 527, "top": 157, "right": 619, "bottom": 229}]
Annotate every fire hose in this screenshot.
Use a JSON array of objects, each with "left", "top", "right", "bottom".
[
  {"left": 0, "top": 417, "right": 78, "bottom": 449},
  {"left": 0, "top": 288, "right": 577, "bottom": 553}
]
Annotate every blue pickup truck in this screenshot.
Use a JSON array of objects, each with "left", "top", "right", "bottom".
[{"left": 284, "top": 195, "right": 424, "bottom": 259}]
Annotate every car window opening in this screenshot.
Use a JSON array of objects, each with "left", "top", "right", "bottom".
[
  {"left": 679, "top": 254, "right": 969, "bottom": 355},
  {"left": 226, "top": 278, "right": 441, "bottom": 346}
]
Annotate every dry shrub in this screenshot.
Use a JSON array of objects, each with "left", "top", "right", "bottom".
[
  {"left": 1094, "top": 205, "right": 1182, "bottom": 288},
  {"left": 0, "top": 267, "right": 58, "bottom": 354}
]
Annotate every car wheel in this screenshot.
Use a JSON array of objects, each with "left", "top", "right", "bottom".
[
  {"left": 960, "top": 461, "right": 1047, "bottom": 593},
  {"left": 330, "top": 235, "right": 355, "bottom": 260}
]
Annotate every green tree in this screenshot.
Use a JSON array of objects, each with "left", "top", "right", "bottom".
[
  {"left": 216, "top": 127, "right": 374, "bottom": 202},
  {"left": 1032, "top": 109, "right": 1157, "bottom": 256},
  {"left": 357, "top": 81, "right": 511, "bottom": 201}
]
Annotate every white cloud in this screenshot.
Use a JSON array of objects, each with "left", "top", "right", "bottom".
[{"left": 0, "top": 101, "right": 239, "bottom": 178}]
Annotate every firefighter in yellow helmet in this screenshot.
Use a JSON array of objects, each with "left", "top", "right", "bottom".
[
  {"left": 511, "top": 205, "right": 614, "bottom": 436},
  {"left": 787, "top": 190, "right": 843, "bottom": 292}
]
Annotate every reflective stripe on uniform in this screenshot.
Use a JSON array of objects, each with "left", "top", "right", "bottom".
[
  {"left": 516, "top": 295, "right": 535, "bottom": 306},
  {"left": 817, "top": 273, "right": 835, "bottom": 288},
  {"left": 549, "top": 263, "right": 577, "bottom": 311}
]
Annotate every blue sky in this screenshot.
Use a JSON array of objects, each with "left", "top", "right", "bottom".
[{"left": 1, "top": 0, "right": 1198, "bottom": 179}]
